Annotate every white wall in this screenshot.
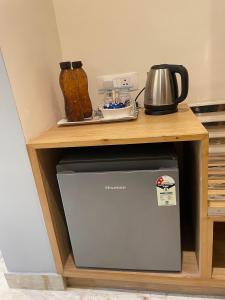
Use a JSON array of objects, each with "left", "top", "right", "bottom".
[
  {"left": 53, "top": 0, "right": 225, "bottom": 107},
  {"left": 0, "top": 0, "right": 65, "bottom": 274},
  {"left": 0, "top": 51, "right": 56, "bottom": 273},
  {"left": 208, "top": 0, "right": 225, "bottom": 100},
  {"left": 0, "top": 0, "right": 63, "bottom": 141}
]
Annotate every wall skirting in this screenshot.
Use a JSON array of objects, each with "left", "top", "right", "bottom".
[{"left": 4, "top": 272, "right": 65, "bottom": 290}]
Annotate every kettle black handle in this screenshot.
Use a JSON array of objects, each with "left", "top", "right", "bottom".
[{"left": 169, "top": 65, "right": 189, "bottom": 104}]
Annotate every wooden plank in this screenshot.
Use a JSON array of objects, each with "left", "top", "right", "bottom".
[
  {"left": 212, "top": 268, "right": 225, "bottom": 280},
  {"left": 66, "top": 277, "right": 225, "bottom": 296},
  {"left": 209, "top": 153, "right": 225, "bottom": 159},
  {"left": 209, "top": 197, "right": 225, "bottom": 203},
  {"left": 208, "top": 183, "right": 225, "bottom": 190},
  {"left": 209, "top": 201, "right": 225, "bottom": 208},
  {"left": 208, "top": 174, "right": 225, "bottom": 179},
  {"left": 209, "top": 138, "right": 225, "bottom": 145},
  {"left": 209, "top": 145, "right": 225, "bottom": 154},
  {"left": 208, "top": 207, "right": 225, "bottom": 216},
  {"left": 209, "top": 158, "right": 225, "bottom": 163},
  {"left": 205, "top": 219, "right": 214, "bottom": 278},
  {"left": 209, "top": 160, "right": 225, "bottom": 166},
  {"left": 208, "top": 163, "right": 225, "bottom": 167},
  {"left": 208, "top": 215, "right": 225, "bottom": 222},
  {"left": 208, "top": 189, "right": 225, "bottom": 196},
  {"left": 208, "top": 126, "right": 225, "bottom": 139},
  {"left": 209, "top": 179, "right": 225, "bottom": 184},
  {"left": 208, "top": 169, "right": 225, "bottom": 175},
  {"left": 63, "top": 251, "right": 198, "bottom": 279},
  {"left": 28, "top": 104, "right": 207, "bottom": 149},
  {"left": 198, "top": 137, "right": 210, "bottom": 278},
  {"left": 27, "top": 146, "right": 71, "bottom": 273}
]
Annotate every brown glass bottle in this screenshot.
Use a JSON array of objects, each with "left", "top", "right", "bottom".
[
  {"left": 72, "top": 61, "right": 93, "bottom": 118},
  {"left": 59, "top": 61, "right": 84, "bottom": 122}
]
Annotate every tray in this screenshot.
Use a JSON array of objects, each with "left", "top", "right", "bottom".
[{"left": 57, "top": 108, "right": 138, "bottom": 126}]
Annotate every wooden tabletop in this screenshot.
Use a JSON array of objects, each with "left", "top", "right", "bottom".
[{"left": 28, "top": 103, "right": 208, "bottom": 149}]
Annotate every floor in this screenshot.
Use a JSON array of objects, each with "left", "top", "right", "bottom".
[{"left": 0, "top": 254, "right": 223, "bottom": 300}]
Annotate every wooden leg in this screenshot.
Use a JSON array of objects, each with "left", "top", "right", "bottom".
[
  {"left": 198, "top": 137, "right": 209, "bottom": 278},
  {"left": 206, "top": 218, "right": 214, "bottom": 278}
]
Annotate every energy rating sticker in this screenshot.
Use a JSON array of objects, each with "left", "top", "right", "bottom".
[{"left": 155, "top": 175, "right": 176, "bottom": 206}]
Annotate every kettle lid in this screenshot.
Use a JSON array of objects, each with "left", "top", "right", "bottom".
[{"left": 151, "top": 64, "right": 171, "bottom": 70}]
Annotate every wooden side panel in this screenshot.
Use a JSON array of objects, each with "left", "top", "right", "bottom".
[
  {"left": 206, "top": 218, "right": 214, "bottom": 278},
  {"left": 183, "top": 138, "right": 208, "bottom": 277},
  {"left": 27, "top": 146, "right": 71, "bottom": 273},
  {"left": 199, "top": 137, "right": 210, "bottom": 278}
]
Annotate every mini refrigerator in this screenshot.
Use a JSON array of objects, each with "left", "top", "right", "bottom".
[{"left": 57, "top": 144, "right": 181, "bottom": 271}]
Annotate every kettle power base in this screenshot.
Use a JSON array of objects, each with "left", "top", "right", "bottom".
[{"left": 144, "top": 104, "right": 178, "bottom": 115}]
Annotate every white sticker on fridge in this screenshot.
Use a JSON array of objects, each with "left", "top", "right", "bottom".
[{"left": 155, "top": 175, "right": 176, "bottom": 206}]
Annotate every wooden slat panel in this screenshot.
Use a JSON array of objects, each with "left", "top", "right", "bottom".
[
  {"left": 209, "top": 145, "right": 225, "bottom": 154},
  {"left": 209, "top": 155, "right": 225, "bottom": 158},
  {"left": 208, "top": 189, "right": 225, "bottom": 195},
  {"left": 208, "top": 207, "right": 225, "bottom": 216},
  {"left": 209, "top": 201, "right": 225, "bottom": 208},
  {"left": 208, "top": 183, "right": 225, "bottom": 190},
  {"left": 208, "top": 169, "right": 225, "bottom": 175},
  {"left": 208, "top": 163, "right": 225, "bottom": 167},
  {"left": 208, "top": 126, "right": 225, "bottom": 139},
  {"left": 209, "top": 179, "right": 225, "bottom": 184},
  {"left": 208, "top": 131, "right": 225, "bottom": 217}
]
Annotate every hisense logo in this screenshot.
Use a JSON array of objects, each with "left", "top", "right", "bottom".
[{"left": 105, "top": 186, "right": 127, "bottom": 190}]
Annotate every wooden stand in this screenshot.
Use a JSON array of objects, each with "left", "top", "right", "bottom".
[{"left": 27, "top": 104, "right": 225, "bottom": 295}]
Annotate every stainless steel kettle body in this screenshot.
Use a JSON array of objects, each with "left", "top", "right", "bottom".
[{"left": 144, "top": 64, "right": 189, "bottom": 115}]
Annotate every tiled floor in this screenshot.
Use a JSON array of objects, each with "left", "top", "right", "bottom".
[{"left": 0, "top": 253, "right": 223, "bottom": 300}]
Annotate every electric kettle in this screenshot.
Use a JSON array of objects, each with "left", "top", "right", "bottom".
[{"left": 144, "top": 64, "right": 189, "bottom": 115}]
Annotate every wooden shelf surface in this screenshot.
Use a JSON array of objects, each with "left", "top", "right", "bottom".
[
  {"left": 28, "top": 104, "right": 207, "bottom": 149},
  {"left": 63, "top": 251, "right": 199, "bottom": 280}
]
